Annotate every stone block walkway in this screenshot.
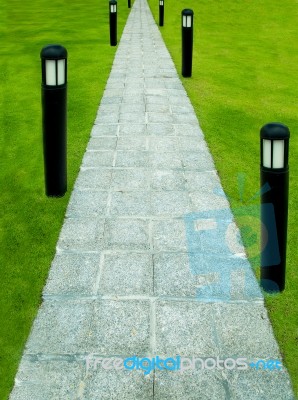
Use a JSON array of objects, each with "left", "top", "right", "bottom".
[{"left": 10, "top": 0, "right": 295, "bottom": 398}]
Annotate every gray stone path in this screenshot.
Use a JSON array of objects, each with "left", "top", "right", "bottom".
[{"left": 10, "top": 0, "right": 295, "bottom": 398}]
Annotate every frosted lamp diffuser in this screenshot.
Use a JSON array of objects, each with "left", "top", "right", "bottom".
[
  {"left": 183, "top": 15, "right": 192, "bottom": 27},
  {"left": 45, "top": 59, "right": 65, "bottom": 86},
  {"left": 57, "top": 59, "right": 65, "bottom": 85},
  {"left": 263, "top": 139, "right": 271, "bottom": 168},
  {"left": 111, "top": 4, "right": 116, "bottom": 12},
  {"left": 159, "top": 0, "right": 163, "bottom": 5},
  {"left": 273, "top": 140, "right": 284, "bottom": 168},
  {"left": 45, "top": 60, "right": 56, "bottom": 85}
]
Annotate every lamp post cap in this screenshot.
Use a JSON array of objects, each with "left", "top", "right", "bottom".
[
  {"left": 109, "top": 0, "right": 117, "bottom": 4},
  {"left": 182, "top": 9, "right": 194, "bottom": 16},
  {"left": 260, "top": 122, "right": 290, "bottom": 139},
  {"left": 40, "top": 44, "right": 67, "bottom": 60}
]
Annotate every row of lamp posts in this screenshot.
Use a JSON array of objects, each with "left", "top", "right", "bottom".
[
  {"left": 158, "top": 3, "right": 290, "bottom": 292},
  {"left": 41, "top": 0, "right": 121, "bottom": 198},
  {"left": 40, "top": 5, "right": 290, "bottom": 294},
  {"left": 111, "top": 1, "right": 193, "bottom": 78}
]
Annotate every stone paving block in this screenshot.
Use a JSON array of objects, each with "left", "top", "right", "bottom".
[
  {"left": 155, "top": 301, "right": 219, "bottom": 356},
  {"left": 87, "top": 137, "right": 118, "bottom": 151},
  {"left": 213, "top": 303, "right": 281, "bottom": 359},
  {"left": 153, "top": 252, "right": 198, "bottom": 297},
  {"left": 159, "top": 69, "right": 177, "bottom": 77},
  {"left": 44, "top": 253, "right": 101, "bottom": 296},
  {"left": 100, "top": 96, "right": 122, "bottom": 105},
  {"left": 151, "top": 191, "right": 192, "bottom": 216},
  {"left": 149, "top": 152, "right": 183, "bottom": 169},
  {"left": 116, "top": 150, "right": 150, "bottom": 167},
  {"left": 120, "top": 103, "right": 146, "bottom": 113},
  {"left": 82, "top": 151, "right": 115, "bottom": 167},
  {"left": 143, "top": 69, "right": 162, "bottom": 77},
  {"left": 178, "top": 136, "right": 209, "bottom": 152},
  {"left": 74, "top": 168, "right": 112, "bottom": 190},
  {"left": 95, "top": 114, "right": 118, "bottom": 124},
  {"left": 82, "top": 368, "right": 153, "bottom": 400},
  {"left": 173, "top": 123, "right": 204, "bottom": 138},
  {"left": 102, "top": 87, "right": 124, "bottom": 97},
  {"left": 147, "top": 112, "right": 173, "bottom": 124},
  {"left": 184, "top": 170, "right": 222, "bottom": 192},
  {"left": 126, "top": 70, "right": 144, "bottom": 78},
  {"left": 145, "top": 88, "right": 167, "bottom": 96},
  {"left": 125, "top": 80, "right": 144, "bottom": 89},
  {"left": 10, "top": 382, "right": 79, "bottom": 400},
  {"left": 91, "top": 123, "right": 118, "bottom": 136},
  {"left": 149, "top": 137, "right": 178, "bottom": 152},
  {"left": 119, "top": 123, "right": 147, "bottom": 136},
  {"left": 150, "top": 170, "right": 186, "bottom": 191},
  {"left": 164, "top": 79, "right": 183, "bottom": 90},
  {"left": 189, "top": 190, "right": 230, "bottom": 211},
  {"left": 111, "top": 168, "right": 149, "bottom": 191},
  {"left": 187, "top": 253, "right": 262, "bottom": 301},
  {"left": 168, "top": 95, "right": 191, "bottom": 106},
  {"left": 146, "top": 95, "right": 168, "bottom": 104},
  {"left": 152, "top": 219, "right": 187, "bottom": 251},
  {"left": 108, "top": 72, "right": 126, "bottom": 80},
  {"left": 225, "top": 368, "right": 295, "bottom": 400},
  {"left": 154, "top": 369, "right": 227, "bottom": 400},
  {"left": 57, "top": 218, "right": 105, "bottom": 252},
  {"left": 180, "top": 150, "right": 215, "bottom": 171},
  {"left": 116, "top": 136, "right": 148, "bottom": 150},
  {"left": 110, "top": 191, "right": 151, "bottom": 216},
  {"left": 122, "top": 93, "right": 145, "bottom": 103},
  {"left": 99, "top": 252, "right": 153, "bottom": 295},
  {"left": 146, "top": 123, "right": 174, "bottom": 136},
  {"left": 119, "top": 112, "right": 146, "bottom": 123},
  {"left": 24, "top": 300, "right": 95, "bottom": 354},
  {"left": 103, "top": 86, "right": 125, "bottom": 94},
  {"left": 11, "top": 359, "right": 83, "bottom": 400},
  {"left": 104, "top": 218, "right": 150, "bottom": 250},
  {"left": 97, "top": 103, "right": 120, "bottom": 115},
  {"left": 88, "top": 300, "right": 151, "bottom": 354},
  {"left": 144, "top": 78, "right": 166, "bottom": 88},
  {"left": 191, "top": 216, "right": 238, "bottom": 257},
  {"left": 172, "top": 113, "right": 198, "bottom": 124},
  {"left": 145, "top": 103, "right": 171, "bottom": 113},
  {"left": 170, "top": 105, "right": 194, "bottom": 114},
  {"left": 66, "top": 190, "right": 108, "bottom": 217},
  {"left": 105, "top": 79, "right": 125, "bottom": 88}
]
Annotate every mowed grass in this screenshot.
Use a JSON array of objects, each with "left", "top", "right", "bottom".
[
  {"left": 0, "top": 0, "right": 130, "bottom": 397},
  {"left": 148, "top": 0, "right": 298, "bottom": 395}
]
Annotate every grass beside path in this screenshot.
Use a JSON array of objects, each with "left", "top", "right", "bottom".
[
  {"left": 0, "top": 0, "right": 130, "bottom": 397},
  {"left": 148, "top": 0, "right": 298, "bottom": 395}
]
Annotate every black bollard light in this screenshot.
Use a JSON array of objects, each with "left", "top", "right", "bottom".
[
  {"left": 159, "top": 0, "right": 164, "bottom": 27},
  {"left": 181, "top": 9, "right": 194, "bottom": 78},
  {"left": 128, "top": 0, "right": 131, "bottom": 8},
  {"left": 41, "top": 44, "right": 67, "bottom": 197},
  {"left": 260, "top": 123, "right": 290, "bottom": 292},
  {"left": 109, "top": 0, "right": 117, "bottom": 46}
]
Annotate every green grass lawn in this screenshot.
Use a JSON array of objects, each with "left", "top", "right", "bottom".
[
  {"left": 0, "top": 0, "right": 130, "bottom": 397},
  {"left": 148, "top": 0, "right": 298, "bottom": 395}
]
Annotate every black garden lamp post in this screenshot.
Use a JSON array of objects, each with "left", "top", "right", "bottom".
[{"left": 41, "top": 44, "right": 67, "bottom": 197}]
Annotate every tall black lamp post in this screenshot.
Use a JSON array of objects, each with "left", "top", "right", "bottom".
[
  {"left": 41, "top": 44, "right": 67, "bottom": 197},
  {"left": 109, "top": 0, "right": 117, "bottom": 46},
  {"left": 260, "top": 122, "right": 290, "bottom": 292},
  {"left": 181, "top": 9, "right": 194, "bottom": 77},
  {"left": 159, "top": 0, "right": 164, "bottom": 27}
]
